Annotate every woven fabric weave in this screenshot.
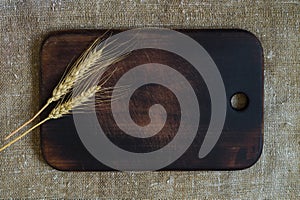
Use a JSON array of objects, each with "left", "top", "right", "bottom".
[{"left": 0, "top": 0, "right": 299, "bottom": 199}]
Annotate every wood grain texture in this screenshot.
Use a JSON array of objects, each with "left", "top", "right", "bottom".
[{"left": 40, "top": 29, "right": 263, "bottom": 171}]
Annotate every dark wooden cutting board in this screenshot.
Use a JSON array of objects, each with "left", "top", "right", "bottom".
[{"left": 40, "top": 29, "right": 263, "bottom": 171}]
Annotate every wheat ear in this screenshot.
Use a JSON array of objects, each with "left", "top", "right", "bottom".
[
  {"left": 5, "top": 37, "right": 109, "bottom": 140},
  {"left": 0, "top": 85, "right": 102, "bottom": 152}
]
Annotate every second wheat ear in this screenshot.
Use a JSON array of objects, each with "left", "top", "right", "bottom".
[{"left": 0, "top": 35, "right": 129, "bottom": 152}]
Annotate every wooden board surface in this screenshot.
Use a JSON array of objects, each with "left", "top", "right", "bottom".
[{"left": 40, "top": 29, "right": 263, "bottom": 171}]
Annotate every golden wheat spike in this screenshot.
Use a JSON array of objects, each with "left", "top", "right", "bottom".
[
  {"left": 2, "top": 33, "right": 132, "bottom": 152},
  {"left": 5, "top": 35, "right": 114, "bottom": 140}
]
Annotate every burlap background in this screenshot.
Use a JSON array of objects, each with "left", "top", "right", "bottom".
[{"left": 0, "top": 0, "right": 299, "bottom": 199}]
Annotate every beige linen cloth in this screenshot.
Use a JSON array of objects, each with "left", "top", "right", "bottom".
[{"left": 0, "top": 0, "right": 299, "bottom": 199}]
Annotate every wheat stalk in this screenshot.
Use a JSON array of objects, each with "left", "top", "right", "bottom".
[
  {"left": 5, "top": 36, "right": 120, "bottom": 140},
  {"left": 0, "top": 85, "right": 102, "bottom": 152},
  {"left": 1, "top": 33, "right": 132, "bottom": 152}
]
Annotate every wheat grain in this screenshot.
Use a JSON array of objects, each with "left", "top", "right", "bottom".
[
  {"left": 50, "top": 85, "right": 100, "bottom": 119},
  {"left": 49, "top": 38, "right": 103, "bottom": 102},
  {"left": 2, "top": 34, "right": 132, "bottom": 152},
  {"left": 5, "top": 36, "right": 118, "bottom": 140}
]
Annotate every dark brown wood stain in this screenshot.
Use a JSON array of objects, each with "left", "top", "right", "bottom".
[{"left": 40, "top": 29, "right": 263, "bottom": 171}]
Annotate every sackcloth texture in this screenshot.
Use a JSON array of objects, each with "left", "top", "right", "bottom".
[{"left": 0, "top": 0, "right": 299, "bottom": 199}]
